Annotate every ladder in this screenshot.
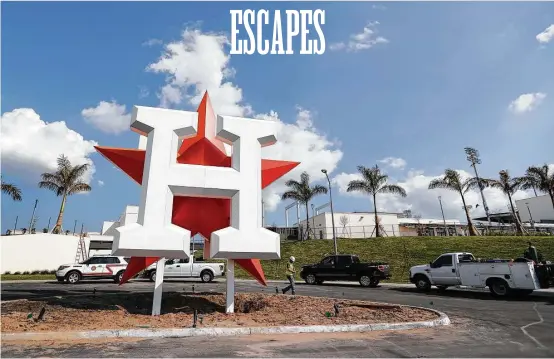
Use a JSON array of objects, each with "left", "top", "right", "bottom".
[{"left": 74, "top": 234, "right": 88, "bottom": 263}]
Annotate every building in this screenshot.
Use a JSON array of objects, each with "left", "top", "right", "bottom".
[
  {"left": 298, "top": 211, "right": 401, "bottom": 239},
  {"left": 515, "top": 195, "right": 554, "bottom": 224}
]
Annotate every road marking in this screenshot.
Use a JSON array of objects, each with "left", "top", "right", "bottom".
[{"left": 520, "top": 303, "right": 546, "bottom": 350}]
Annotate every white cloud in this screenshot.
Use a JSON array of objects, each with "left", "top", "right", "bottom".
[
  {"left": 147, "top": 28, "right": 252, "bottom": 116},
  {"left": 142, "top": 38, "right": 163, "bottom": 47},
  {"left": 146, "top": 27, "right": 343, "bottom": 212},
  {"left": 81, "top": 101, "right": 132, "bottom": 134},
  {"left": 536, "top": 24, "right": 554, "bottom": 44},
  {"left": 508, "top": 93, "right": 546, "bottom": 114},
  {"left": 378, "top": 157, "right": 407, "bottom": 170},
  {"left": 1, "top": 108, "right": 97, "bottom": 184},
  {"left": 138, "top": 86, "right": 150, "bottom": 99},
  {"left": 259, "top": 109, "right": 343, "bottom": 211},
  {"left": 332, "top": 167, "right": 537, "bottom": 222},
  {"left": 330, "top": 22, "right": 388, "bottom": 52},
  {"left": 97, "top": 180, "right": 104, "bottom": 186}
]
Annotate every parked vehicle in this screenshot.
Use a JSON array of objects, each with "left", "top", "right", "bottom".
[
  {"left": 300, "top": 254, "right": 391, "bottom": 287},
  {"left": 56, "top": 256, "right": 130, "bottom": 284},
  {"left": 409, "top": 252, "right": 553, "bottom": 297},
  {"left": 144, "top": 255, "right": 225, "bottom": 283}
]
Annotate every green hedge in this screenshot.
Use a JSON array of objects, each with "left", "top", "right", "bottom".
[{"left": 235, "top": 236, "right": 554, "bottom": 283}]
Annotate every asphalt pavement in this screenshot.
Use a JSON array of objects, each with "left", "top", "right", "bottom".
[{"left": 2, "top": 279, "right": 554, "bottom": 357}]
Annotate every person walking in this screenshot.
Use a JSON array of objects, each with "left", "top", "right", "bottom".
[{"left": 282, "top": 256, "right": 296, "bottom": 295}]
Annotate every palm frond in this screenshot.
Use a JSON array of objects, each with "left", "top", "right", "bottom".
[
  {"left": 67, "top": 182, "right": 91, "bottom": 195},
  {"left": 311, "top": 184, "right": 328, "bottom": 195},
  {"left": 346, "top": 180, "right": 371, "bottom": 194},
  {"left": 38, "top": 181, "right": 63, "bottom": 195},
  {"left": 1, "top": 182, "right": 22, "bottom": 201},
  {"left": 379, "top": 184, "right": 407, "bottom": 197},
  {"left": 281, "top": 190, "right": 304, "bottom": 203}
]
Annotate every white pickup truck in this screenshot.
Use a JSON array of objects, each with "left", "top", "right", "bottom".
[
  {"left": 145, "top": 255, "right": 225, "bottom": 283},
  {"left": 409, "top": 252, "right": 542, "bottom": 297}
]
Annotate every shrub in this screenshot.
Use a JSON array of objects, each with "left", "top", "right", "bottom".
[
  {"left": 3, "top": 271, "right": 11, "bottom": 275},
  {"left": 13, "top": 271, "right": 21, "bottom": 275},
  {"left": 31, "top": 270, "right": 40, "bottom": 275},
  {"left": 22, "top": 271, "right": 30, "bottom": 275},
  {"left": 40, "top": 270, "right": 50, "bottom": 274}
]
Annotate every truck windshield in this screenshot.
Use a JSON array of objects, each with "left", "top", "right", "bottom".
[{"left": 352, "top": 256, "right": 360, "bottom": 264}]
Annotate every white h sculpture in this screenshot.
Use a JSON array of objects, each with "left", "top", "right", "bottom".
[{"left": 113, "top": 106, "right": 281, "bottom": 315}]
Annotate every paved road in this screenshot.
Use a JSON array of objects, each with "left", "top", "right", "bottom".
[{"left": 2, "top": 279, "right": 554, "bottom": 357}]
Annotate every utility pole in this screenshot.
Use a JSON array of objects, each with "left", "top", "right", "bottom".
[
  {"left": 28, "top": 199, "right": 38, "bottom": 234},
  {"left": 321, "top": 169, "right": 338, "bottom": 255},
  {"left": 438, "top": 196, "right": 448, "bottom": 236},
  {"left": 465, "top": 147, "right": 491, "bottom": 228}
]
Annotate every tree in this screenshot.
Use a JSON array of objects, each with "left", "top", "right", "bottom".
[
  {"left": 1, "top": 179, "right": 22, "bottom": 201},
  {"left": 346, "top": 165, "right": 407, "bottom": 237},
  {"left": 39, "top": 155, "right": 91, "bottom": 234},
  {"left": 281, "top": 171, "right": 328, "bottom": 240},
  {"left": 481, "top": 170, "right": 524, "bottom": 234},
  {"left": 520, "top": 164, "right": 554, "bottom": 210},
  {"left": 428, "top": 169, "right": 482, "bottom": 236}
]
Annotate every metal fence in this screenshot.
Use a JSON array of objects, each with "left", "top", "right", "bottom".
[{"left": 269, "top": 224, "right": 554, "bottom": 240}]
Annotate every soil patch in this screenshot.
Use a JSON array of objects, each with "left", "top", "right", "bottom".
[{"left": 1, "top": 292, "right": 438, "bottom": 333}]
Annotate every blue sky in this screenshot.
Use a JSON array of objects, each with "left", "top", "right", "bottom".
[{"left": 2, "top": 1, "right": 553, "bottom": 233}]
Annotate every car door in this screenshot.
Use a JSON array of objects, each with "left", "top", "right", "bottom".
[
  {"left": 84, "top": 257, "right": 106, "bottom": 277},
  {"left": 177, "top": 258, "right": 192, "bottom": 277},
  {"left": 164, "top": 259, "right": 180, "bottom": 277},
  {"left": 318, "top": 256, "right": 337, "bottom": 280},
  {"left": 430, "top": 255, "right": 459, "bottom": 285},
  {"left": 335, "top": 255, "right": 354, "bottom": 280}
]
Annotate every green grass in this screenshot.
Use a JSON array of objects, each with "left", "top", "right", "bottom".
[
  {"left": 1, "top": 274, "right": 56, "bottom": 281},
  {"left": 238, "top": 236, "right": 554, "bottom": 283}
]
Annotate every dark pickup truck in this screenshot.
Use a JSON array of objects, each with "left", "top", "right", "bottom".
[{"left": 299, "top": 254, "right": 391, "bottom": 287}]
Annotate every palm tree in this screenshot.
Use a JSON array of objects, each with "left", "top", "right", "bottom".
[
  {"left": 39, "top": 155, "right": 91, "bottom": 234},
  {"left": 428, "top": 169, "right": 482, "bottom": 236},
  {"left": 281, "top": 171, "right": 328, "bottom": 240},
  {"left": 346, "top": 165, "right": 407, "bottom": 237},
  {"left": 1, "top": 179, "right": 22, "bottom": 201},
  {"left": 481, "top": 170, "right": 524, "bottom": 234},
  {"left": 520, "top": 164, "right": 554, "bottom": 210}
]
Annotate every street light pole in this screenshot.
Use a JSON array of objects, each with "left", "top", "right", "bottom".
[
  {"left": 438, "top": 196, "right": 448, "bottom": 236},
  {"left": 311, "top": 203, "right": 316, "bottom": 239},
  {"left": 525, "top": 202, "right": 535, "bottom": 228},
  {"left": 321, "top": 169, "right": 337, "bottom": 255},
  {"left": 28, "top": 199, "right": 38, "bottom": 233}
]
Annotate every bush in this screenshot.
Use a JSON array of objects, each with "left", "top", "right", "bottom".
[
  {"left": 13, "top": 271, "right": 21, "bottom": 275},
  {"left": 22, "top": 271, "right": 30, "bottom": 275},
  {"left": 48, "top": 270, "right": 56, "bottom": 274},
  {"left": 40, "top": 270, "right": 50, "bottom": 274},
  {"left": 31, "top": 270, "right": 40, "bottom": 275},
  {"left": 3, "top": 271, "right": 11, "bottom": 275}
]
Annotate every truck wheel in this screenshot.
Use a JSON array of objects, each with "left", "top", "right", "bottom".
[
  {"left": 200, "top": 270, "right": 213, "bottom": 283},
  {"left": 359, "top": 275, "right": 372, "bottom": 287},
  {"left": 65, "top": 271, "right": 81, "bottom": 284},
  {"left": 414, "top": 275, "right": 431, "bottom": 291},
  {"left": 149, "top": 270, "right": 156, "bottom": 282},
  {"left": 305, "top": 274, "right": 317, "bottom": 285},
  {"left": 489, "top": 279, "right": 511, "bottom": 297},
  {"left": 369, "top": 278, "right": 380, "bottom": 288},
  {"left": 114, "top": 271, "right": 125, "bottom": 283}
]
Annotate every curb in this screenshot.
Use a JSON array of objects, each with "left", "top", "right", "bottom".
[{"left": 1, "top": 306, "right": 450, "bottom": 342}]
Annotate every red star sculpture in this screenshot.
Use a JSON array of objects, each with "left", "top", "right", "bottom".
[{"left": 95, "top": 92, "right": 299, "bottom": 286}]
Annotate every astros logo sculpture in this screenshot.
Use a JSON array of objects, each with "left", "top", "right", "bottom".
[{"left": 96, "top": 92, "right": 299, "bottom": 314}]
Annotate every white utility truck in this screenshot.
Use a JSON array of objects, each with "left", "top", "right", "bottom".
[
  {"left": 145, "top": 255, "right": 225, "bottom": 283},
  {"left": 409, "top": 252, "right": 542, "bottom": 297}
]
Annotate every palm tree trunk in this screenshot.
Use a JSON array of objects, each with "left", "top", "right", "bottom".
[
  {"left": 305, "top": 203, "right": 310, "bottom": 240},
  {"left": 52, "top": 192, "right": 67, "bottom": 234},
  {"left": 373, "top": 194, "right": 380, "bottom": 238},
  {"left": 507, "top": 193, "right": 523, "bottom": 235},
  {"left": 460, "top": 193, "right": 477, "bottom": 236},
  {"left": 549, "top": 190, "right": 554, "bottom": 211}
]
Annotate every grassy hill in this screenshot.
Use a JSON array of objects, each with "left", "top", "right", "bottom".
[{"left": 234, "top": 236, "right": 554, "bottom": 283}]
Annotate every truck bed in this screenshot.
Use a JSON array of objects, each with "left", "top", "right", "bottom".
[{"left": 458, "top": 261, "right": 541, "bottom": 290}]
